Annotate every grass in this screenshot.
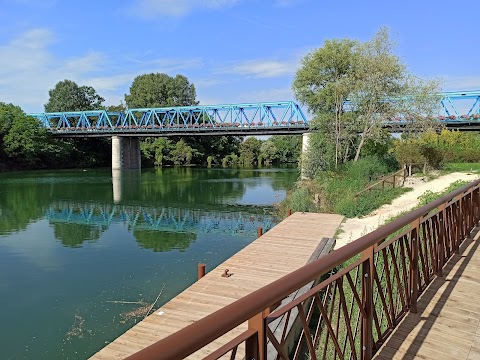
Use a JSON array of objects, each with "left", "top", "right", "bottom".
[{"left": 443, "top": 162, "right": 480, "bottom": 173}]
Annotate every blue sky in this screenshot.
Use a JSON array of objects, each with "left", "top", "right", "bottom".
[{"left": 1, "top": 0, "right": 479, "bottom": 113}]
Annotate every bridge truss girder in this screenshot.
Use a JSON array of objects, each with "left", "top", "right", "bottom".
[{"left": 28, "top": 101, "right": 308, "bottom": 136}]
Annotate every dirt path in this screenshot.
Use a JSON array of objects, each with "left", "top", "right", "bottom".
[{"left": 335, "top": 172, "right": 479, "bottom": 249}]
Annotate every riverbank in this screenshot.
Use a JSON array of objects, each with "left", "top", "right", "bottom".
[{"left": 335, "top": 172, "right": 480, "bottom": 249}]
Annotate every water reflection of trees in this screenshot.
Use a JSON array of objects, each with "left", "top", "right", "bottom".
[
  {"left": 0, "top": 167, "right": 296, "bottom": 248},
  {"left": 52, "top": 223, "right": 107, "bottom": 248},
  {"left": 134, "top": 230, "right": 196, "bottom": 252}
]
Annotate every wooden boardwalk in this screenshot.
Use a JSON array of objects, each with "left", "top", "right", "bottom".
[
  {"left": 375, "top": 228, "right": 480, "bottom": 360},
  {"left": 91, "top": 212, "right": 344, "bottom": 359}
]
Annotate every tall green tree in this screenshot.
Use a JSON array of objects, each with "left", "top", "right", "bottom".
[
  {"left": 259, "top": 140, "right": 278, "bottom": 165},
  {"left": 270, "top": 135, "right": 301, "bottom": 163},
  {"left": 166, "top": 139, "right": 200, "bottom": 165},
  {"left": 0, "top": 103, "right": 24, "bottom": 161},
  {"left": 43, "top": 80, "right": 110, "bottom": 168},
  {"left": 293, "top": 28, "right": 440, "bottom": 175},
  {"left": 44, "top": 79, "right": 104, "bottom": 112},
  {"left": 125, "top": 73, "right": 199, "bottom": 108},
  {"left": 293, "top": 38, "right": 358, "bottom": 169},
  {"left": 347, "top": 28, "right": 440, "bottom": 161},
  {"left": 239, "top": 137, "right": 262, "bottom": 165}
]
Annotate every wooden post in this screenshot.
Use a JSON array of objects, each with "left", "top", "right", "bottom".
[
  {"left": 257, "top": 227, "right": 263, "bottom": 238},
  {"left": 288, "top": 208, "right": 292, "bottom": 217},
  {"left": 197, "top": 263, "right": 206, "bottom": 280},
  {"left": 392, "top": 174, "right": 396, "bottom": 188},
  {"left": 246, "top": 311, "right": 267, "bottom": 360},
  {"left": 361, "top": 246, "right": 374, "bottom": 360}
]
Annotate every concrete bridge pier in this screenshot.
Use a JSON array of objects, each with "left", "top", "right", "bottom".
[
  {"left": 301, "top": 132, "right": 311, "bottom": 180},
  {"left": 112, "top": 136, "right": 141, "bottom": 170}
]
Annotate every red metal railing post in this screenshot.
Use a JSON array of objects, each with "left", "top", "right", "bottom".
[
  {"left": 361, "top": 245, "right": 374, "bottom": 360},
  {"left": 472, "top": 186, "right": 480, "bottom": 227},
  {"left": 245, "top": 311, "right": 268, "bottom": 360},
  {"left": 456, "top": 197, "right": 462, "bottom": 253},
  {"left": 437, "top": 204, "right": 446, "bottom": 277},
  {"left": 410, "top": 219, "right": 420, "bottom": 314}
]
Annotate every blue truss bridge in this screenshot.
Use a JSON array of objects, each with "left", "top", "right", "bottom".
[
  {"left": 28, "top": 101, "right": 308, "bottom": 137},
  {"left": 27, "top": 90, "right": 480, "bottom": 137},
  {"left": 45, "top": 201, "right": 278, "bottom": 236}
]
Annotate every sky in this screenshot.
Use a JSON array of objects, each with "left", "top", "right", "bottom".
[{"left": 0, "top": 0, "right": 479, "bottom": 113}]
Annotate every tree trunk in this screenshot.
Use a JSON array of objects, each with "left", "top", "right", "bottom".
[
  {"left": 343, "top": 142, "right": 350, "bottom": 163},
  {"left": 354, "top": 134, "right": 365, "bottom": 162}
]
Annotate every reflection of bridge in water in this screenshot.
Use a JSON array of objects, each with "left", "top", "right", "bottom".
[{"left": 45, "top": 201, "right": 278, "bottom": 236}]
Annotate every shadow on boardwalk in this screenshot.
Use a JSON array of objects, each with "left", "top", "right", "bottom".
[{"left": 375, "top": 228, "right": 480, "bottom": 359}]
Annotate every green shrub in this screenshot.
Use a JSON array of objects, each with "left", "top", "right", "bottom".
[
  {"left": 289, "top": 188, "right": 317, "bottom": 213},
  {"left": 316, "top": 156, "right": 394, "bottom": 216}
]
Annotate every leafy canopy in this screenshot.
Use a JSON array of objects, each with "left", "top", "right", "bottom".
[
  {"left": 45, "top": 79, "right": 104, "bottom": 112},
  {"left": 125, "top": 73, "right": 199, "bottom": 108},
  {"left": 293, "top": 27, "right": 440, "bottom": 175}
]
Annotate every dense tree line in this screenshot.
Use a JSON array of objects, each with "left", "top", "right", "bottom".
[{"left": 0, "top": 75, "right": 301, "bottom": 171}]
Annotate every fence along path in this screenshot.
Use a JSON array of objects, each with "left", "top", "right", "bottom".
[
  {"left": 91, "top": 212, "right": 344, "bottom": 359},
  {"left": 374, "top": 228, "right": 480, "bottom": 359}
]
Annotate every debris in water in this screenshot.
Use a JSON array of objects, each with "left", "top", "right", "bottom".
[{"left": 66, "top": 314, "right": 85, "bottom": 340}]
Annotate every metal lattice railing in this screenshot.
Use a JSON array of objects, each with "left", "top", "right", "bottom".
[{"left": 123, "top": 178, "right": 480, "bottom": 360}]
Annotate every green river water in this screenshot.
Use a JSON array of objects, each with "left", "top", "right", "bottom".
[{"left": 0, "top": 166, "right": 297, "bottom": 359}]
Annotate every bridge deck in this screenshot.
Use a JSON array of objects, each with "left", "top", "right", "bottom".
[
  {"left": 90, "top": 212, "right": 344, "bottom": 359},
  {"left": 374, "top": 228, "right": 480, "bottom": 360}
]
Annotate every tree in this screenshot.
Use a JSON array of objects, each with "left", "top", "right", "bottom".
[
  {"left": 259, "top": 140, "right": 278, "bottom": 165},
  {"left": 347, "top": 28, "right": 439, "bottom": 161},
  {"left": 166, "top": 139, "right": 200, "bottom": 165},
  {"left": 293, "top": 39, "right": 358, "bottom": 168},
  {"left": 125, "top": 73, "right": 199, "bottom": 108},
  {"left": 44, "top": 79, "right": 104, "bottom": 112},
  {"left": 270, "top": 135, "right": 301, "bottom": 163},
  {"left": 239, "top": 137, "right": 262, "bottom": 165},
  {"left": 293, "top": 28, "right": 440, "bottom": 175},
  {"left": 43, "top": 80, "right": 110, "bottom": 168},
  {"left": 141, "top": 138, "right": 173, "bottom": 166},
  {"left": 0, "top": 103, "right": 24, "bottom": 160}
]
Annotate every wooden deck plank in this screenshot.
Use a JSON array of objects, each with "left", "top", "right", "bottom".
[
  {"left": 374, "top": 234, "right": 480, "bottom": 360},
  {"left": 91, "top": 212, "right": 343, "bottom": 359}
]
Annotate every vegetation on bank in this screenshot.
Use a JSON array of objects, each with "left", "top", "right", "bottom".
[
  {"left": 0, "top": 75, "right": 300, "bottom": 170},
  {"left": 280, "top": 27, "right": 480, "bottom": 219},
  {"left": 281, "top": 157, "right": 411, "bottom": 218}
]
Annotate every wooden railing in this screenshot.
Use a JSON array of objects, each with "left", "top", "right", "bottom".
[
  {"left": 354, "top": 167, "right": 408, "bottom": 204},
  {"left": 126, "top": 178, "right": 480, "bottom": 360}
]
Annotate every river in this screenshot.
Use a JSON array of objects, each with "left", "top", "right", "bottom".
[{"left": 0, "top": 166, "right": 297, "bottom": 359}]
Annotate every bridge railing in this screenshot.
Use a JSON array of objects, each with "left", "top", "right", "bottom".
[{"left": 125, "top": 178, "right": 480, "bottom": 360}]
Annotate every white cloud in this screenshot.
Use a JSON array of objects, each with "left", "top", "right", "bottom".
[
  {"left": 0, "top": 29, "right": 204, "bottom": 112},
  {"left": 0, "top": 29, "right": 107, "bottom": 111},
  {"left": 129, "top": 0, "right": 239, "bottom": 18},
  {"left": 222, "top": 59, "right": 297, "bottom": 78},
  {"left": 441, "top": 75, "right": 480, "bottom": 92}
]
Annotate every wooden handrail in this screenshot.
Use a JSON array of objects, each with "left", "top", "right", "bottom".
[{"left": 354, "top": 166, "right": 408, "bottom": 203}]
